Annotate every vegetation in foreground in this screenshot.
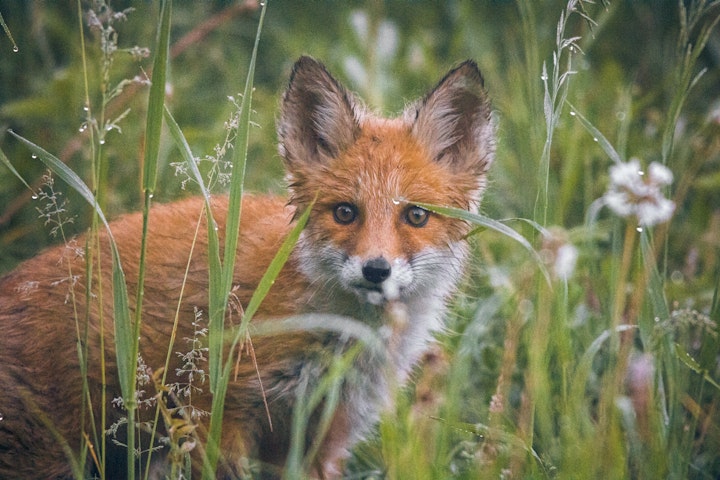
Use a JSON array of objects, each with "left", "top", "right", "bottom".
[{"left": 0, "top": 0, "right": 718, "bottom": 478}]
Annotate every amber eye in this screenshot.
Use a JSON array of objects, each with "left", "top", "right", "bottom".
[
  {"left": 405, "top": 206, "right": 429, "bottom": 227},
  {"left": 333, "top": 203, "right": 358, "bottom": 225}
]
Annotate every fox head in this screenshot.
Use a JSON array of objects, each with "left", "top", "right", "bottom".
[{"left": 278, "top": 56, "right": 494, "bottom": 307}]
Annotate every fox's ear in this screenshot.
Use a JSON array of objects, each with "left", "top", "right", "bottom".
[
  {"left": 408, "top": 60, "right": 494, "bottom": 175},
  {"left": 278, "top": 56, "right": 359, "bottom": 167}
]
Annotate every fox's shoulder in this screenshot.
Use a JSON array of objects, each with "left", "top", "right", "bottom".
[
  {"left": 107, "top": 193, "right": 295, "bottom": 248},
  {"left": 0, "top": 193, "right": 296, "bottom": 289}
]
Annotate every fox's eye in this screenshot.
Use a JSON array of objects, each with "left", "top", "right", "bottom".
[
  {"left": 333, "top": 203, "right": 358, "bottom": 225},
  {"left": 405, "top": 206, "right": 429, "bottom": 227}
]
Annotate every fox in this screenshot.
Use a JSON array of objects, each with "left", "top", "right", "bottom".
[{"left": 0, "top": 56, "right": 494, "bottom": 479}]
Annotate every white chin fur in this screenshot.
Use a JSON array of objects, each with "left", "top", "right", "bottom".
[
  {"left": 358, "top": 279, "right": 400, "bottom": 305},
  {"left": 365, "top": 290, "right": 385, "bottom": 305}
]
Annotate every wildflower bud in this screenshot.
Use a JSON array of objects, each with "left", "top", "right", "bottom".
[{"left": 541, "top": 227, "right": 578, "bottom": 281}]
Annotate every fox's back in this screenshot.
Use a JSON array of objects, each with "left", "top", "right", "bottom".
[
  {"left": 0, "top": 193, "right": 310, "bottom": 363},
  {"left": 0, "top": 194, "right": 307, "bottom": 477}
]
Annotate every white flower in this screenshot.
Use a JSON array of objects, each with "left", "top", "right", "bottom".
[
  {"left": 541, "top": 227, "right": 579, "bottom": 281},
  {"left": 554, "top": 243, "right": 579, "bottom": 280},
  {"left": 604, "top": 158, "right": 675, "bottom": 226}
]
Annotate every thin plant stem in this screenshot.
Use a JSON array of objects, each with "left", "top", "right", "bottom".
[
  {"left": 76, "top": 0, "right": 106, "bottom": 476},
  {"left": 611, "top": 222, "right": 637, "bottom": 333}
]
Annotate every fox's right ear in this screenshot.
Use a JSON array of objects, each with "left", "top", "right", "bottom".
[
  {"left": 409, "top": 60, "right": 494, "bottom": 178},
  {"left": 277, "top": 56, "right": 360, "bottom": 167}
]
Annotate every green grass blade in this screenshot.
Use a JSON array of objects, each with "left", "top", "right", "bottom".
[
  {"left": 143, "top": 0, "right": 171, "bottom": 193},
  {"left": 164, "top": 104, "right": 225, "bottom": 393},
  {"left": 661, "top": 12, "right": 720, "bottom": 163},
  {"left": 203, "top": 197, "right": 312, "bottom": 478},
  {"left": 163, "top": 106, "right": 212, "bottom": 204},
  {"left": 674, "top": 343, "right": 720, "bottom": 393},
  {"left": 415, "top": 202, "right": 551, "bottom": 284},
  {"left": 9, "top": 131, "right": 110, "bottom": 228},
  {"left": 0, "top": 144, "right": 32, "bottom": 190},
  {"left": 231, "top": 197, "right": 312, "bottom": 343},
  {"left": 109, "top": 246, "right": 134, "bottom": 407},
  {"left": 565, "top": 100, "right": 623, "bottom": 165},
  {"left": 126, "top": 4, "right": 172, "bottom": 475},
  {"left": 0, "top": 11, "right": 19, "bottom": 52},
  {"left": 200, "top": 3, "right": 268, "bottom": 474},
  {"left": 218, "top": 0, "right": 267, "bottom": 346},
  {"left": 289, "top": 343, "right": 364, "bottom": 477},
  {"left": 8, "top": 130, "right": 135, "bottom": 403},
  {"left": 712, "top": 265, "right": 720, "bottom": 323},
  {"left": 248, "top": 315, "right": 382, "bottom": 351},
  {"left": 639, "top": 230, "right": 670, "bottom": 339}
]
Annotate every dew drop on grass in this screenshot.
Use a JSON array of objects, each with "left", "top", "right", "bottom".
[
  {"left": 12, "top": 46, "right": 18, "bottom": 53},
  {"left": 569, "top": 111, "right": 576, "bottom": 116},
  {"left": 99, "top": 139, "right": 106, "bottom": 145},
  {"left": 31, "top": 154, "right": 37, "bottom": 159},
  {"left": 636, "top": 226, "right": 643, "bottom": 233}
]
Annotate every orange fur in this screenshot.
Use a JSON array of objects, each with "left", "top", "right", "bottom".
[{"left": 0, "top": 57, "right": 494, "bottom": 479}]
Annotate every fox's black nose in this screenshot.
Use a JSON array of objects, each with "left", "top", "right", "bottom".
[{"left": 362, "top": 257, "right": 391, "bottom": 284}]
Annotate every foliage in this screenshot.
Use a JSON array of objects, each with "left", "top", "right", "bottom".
[{"left": 1, "top": 0, "right": 719, "bottom": 478}]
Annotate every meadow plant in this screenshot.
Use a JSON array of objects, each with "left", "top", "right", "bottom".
[
  {"left": 603, "top": 158, "right": 675, "bottom": 228},
  {"left": 1, "top": 0, "right": 719, "bottom": 479}
]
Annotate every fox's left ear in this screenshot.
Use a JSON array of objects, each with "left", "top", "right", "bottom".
[
  {"left": 277, "top": 56, "right": 360, "bottom": 168},
  {"left": 408, "top": 60, "right": 494, "bottom": 176}
]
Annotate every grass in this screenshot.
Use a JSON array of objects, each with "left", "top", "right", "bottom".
[{"left": 1, "top": 0, "right": 719, "bottom": 478}]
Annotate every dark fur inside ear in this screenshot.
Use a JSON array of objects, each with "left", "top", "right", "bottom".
[
  {"left": 277, "top": 56, "right": 359, "bottom": 167},
  {"left": 409, "top": 60, "right": 495, "bottom": 175}
]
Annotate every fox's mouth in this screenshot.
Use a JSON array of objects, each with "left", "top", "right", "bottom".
[{"left": 350, "top": 282, "right": 402, "bottom": 306}]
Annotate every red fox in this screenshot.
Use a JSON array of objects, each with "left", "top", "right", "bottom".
[{"left": 0, "top": 56, "right": 494, "bottom": 478}]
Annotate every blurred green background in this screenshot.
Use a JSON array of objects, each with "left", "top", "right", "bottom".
[
  {"left": 1, "top": 1, "right": 717, "bottom": 275},
  {"left": 1, "top": 2, "right": 720, "bottom": 478}
]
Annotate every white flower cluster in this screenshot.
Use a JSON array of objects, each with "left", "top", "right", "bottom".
[{"left": 604, "top": 158, "right": 675, "bottom": 227}]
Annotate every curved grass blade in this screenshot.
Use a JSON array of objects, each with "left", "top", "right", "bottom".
[
  {"left": 0, "top": 145, "right": 32, "bottom": 190},
  {"left": 8, "top": 130, "right": 134, "bottom": 407},
  {"left": 203, "top": 195, "right": 312, "bottom": 478},
  {"left": 429, "top": 416, "right": 551, "bottom": 474},
  {"left": 232, "top": 197, "right": 313, "bottom": 346},
  {"left": 674, "top": 343, "right": 720, "bottom": 393},
  {"left": 10, "top": 131, "right": 110, "bottom": 228},
  {"left": 565, "top": 100, "right": 623, "bottom": 165},
  {"left": 164, "top": 103, "right": 224, "bottom": 392},
  {"left": 414, "top": 202, "right": 551, "bottom": 284}
]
